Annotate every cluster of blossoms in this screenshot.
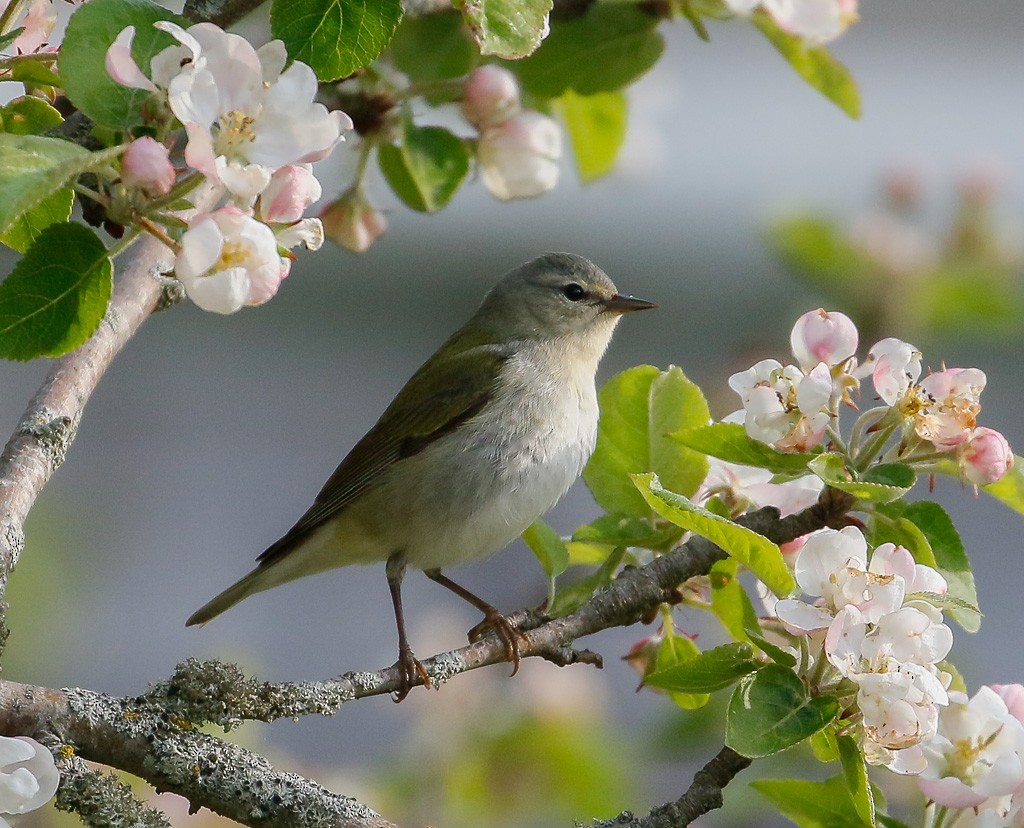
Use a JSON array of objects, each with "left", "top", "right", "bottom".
[
  {"left": 728, "top": 308, "right": 1014, "bottom": 487},
  {"left": 0, "top": 735, "right": 59, "bottom": 826},
  {"left": 918, "top": 683, "right": 1024, "bottom": 826},
  {"left": 461, "top": 65, "right": 562, "bottom": 201},
  {"left": 106, "top": 22, "right": 351, "bottom": 313},
  {"left": 774, "top": 527, "right": 954, "bottom": 773},
  {"left": 723, "top": 0, "right": 859, "bottom": 43}
]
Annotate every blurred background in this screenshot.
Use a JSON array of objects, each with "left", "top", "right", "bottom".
[{"left": 3, "top": 0, "right": 1024, "bottom": 824}]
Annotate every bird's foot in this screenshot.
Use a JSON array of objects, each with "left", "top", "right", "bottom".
[
  {"left": 392, "top": 644, "right": 431, "bottom": 703},
  {"left": 468, "top": 610, "right": 527, "bottom": 676}
]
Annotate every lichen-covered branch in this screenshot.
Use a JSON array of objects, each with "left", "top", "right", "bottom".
[{"left": 590, "top": 747, "right": 752, "bottom": 828}]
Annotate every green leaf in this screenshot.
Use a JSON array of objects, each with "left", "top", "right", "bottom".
[
  {"left": 0, "top": 223, "right": 112, "bottom": 361},
  {"left": 378, "top": 118, "right": 470, "bottom": 213},
  {"left": 571, "top": 513, "right": 681, "bottom": 553},
  {"left": 632, "top": 473, "right": 795, "bottom": 597},
  {"left": 673, "top": 422, "right": 821, "bottom": 474},
  {"left": 522, "top": 518, "right": 568, "bottom": 608},
  {"left": 870, "top": 506, "right": 938, "bottom": 569},
  {"left": 751, "top": 12, "right": 861, "bottom": 118},
  {"left": 708, "top": 558, "right": 759, "bottom": 642},
  {"left": 752, "top": 775, "right": 870, "bottom": 828},
  {"left": 508, "top": 4, "right": 663, "bottom": 98},
  {"left": 0, "top": 97, "right": 63, "bottom": 135},
  {"left": 388, "top": 12, "right": 476, "bottom": 87},
  {"left": 744, "top": 628, "right": 797, "bottom": 668},
  {"left": 902, "top": 501, "right": 979, "bottom": 633},
  {"left": 59, "top": 0, "right": 187, "bottom": 129},
  {"left": 983, "top": 456, "right": 1024, "bottom": 516},
  {"left": 271, "top": 0, "right": 403, "bottom": 82},
  {"left": 646, "top": 641, "right": 759, "bottom": 694},
  {"left": 0, "top": 29, "right": 23, "bottom": 52},
  {"left": 456, "top": 0, "right": 552, "bottom": 59},
  {"left": 0, "top": 135, "right": 124, "bottom": 239},
  {"left": 547, "top": 546, "right": 625, "bottom": 617},
  {"left": 9, "top": 58, "right": 62, "bottom": 90},
  {"left": 838, "top": 734, "right": 876, "bottom": 827},
  {"left": 655, "top": 631, "right": 709, "bottom": 709},
  {"left": 584, "top": 365, "right": 710, "bottom": 517},
  {"left": 553, "top": 89, "right": 626, "bottom": 184},
  {"left": 727, "top": 665, "right": 839, "bottom": 758},
  {"left": 808, "top": 727, "right": 840, "bottom": 762},
  {"left": 0, "top": 187, "right": 74, "bottom": 253},
  {"left": 807, "top": 454, "right": 915, "bottom": 503}
]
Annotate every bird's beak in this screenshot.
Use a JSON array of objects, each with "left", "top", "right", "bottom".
[{"left": 601, "top": 294, "right": 658, "bottom": 314}]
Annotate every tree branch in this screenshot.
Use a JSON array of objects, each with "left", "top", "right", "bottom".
[{"left": 590, "top": 747, "right": 752, "bottom": 828}]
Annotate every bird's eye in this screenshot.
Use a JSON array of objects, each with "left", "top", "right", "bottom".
[{"left": 561, "top": 283, "right": 587, "bottom": 301}]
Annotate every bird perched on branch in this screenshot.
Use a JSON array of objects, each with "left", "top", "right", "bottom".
[{"left": 187, "top": 252, "right": 655, "bottom": 700}]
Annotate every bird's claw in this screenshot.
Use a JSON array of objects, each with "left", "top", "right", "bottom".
[
  {"left": 468, "top": 610, "right": 527, "bottom": 676},
  {"left": 393, "top": 645, "right": 431, "bottom": 702}
]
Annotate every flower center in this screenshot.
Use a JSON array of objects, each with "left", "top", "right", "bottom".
[
  {"left": 216, "top": 240, "right": 250, "bottom": 270},
  {"left": 216, "top": 110, "right": 258, "bottom": 155}
]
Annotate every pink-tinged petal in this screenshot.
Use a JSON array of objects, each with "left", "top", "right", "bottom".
[
  {"left": 961, "top": 427, "right": 1013, "bottom": 485},
  {"left": 790, "top": 308, "right": 858, "bottom": 371},
  {"left": 11, "top": 0, "right": 56, "bottom": 54},
  {"left": 258, "top": 164, "right": 322, "bottom": 224},
  {"left": 216, "top": 158, "right": 272, "bottom": 201},
  {"left": 169, "top": 68, "right": 221, "bottom": 128},
  {"left": 121, "top": 136, "right": 176, "bottom": 196},
  {"left": 992, "top": 684, "right": 1024, "bottom": 726},
  {"left": 868, "top": 543, "right": 916, "bottom": 582},
  {"left": 919, "top": 775, "right": 987, "bottom": 807},
  {"left": 462, "top": 65, "right": 521, "bottom": 129},
  {"left": 105, "top": 27, "right": 158, "bottom": 92},
  {"left": 478, "top": 111, "right": 562, "bottom": 200},
  {"left": 176, "top": 214, "right": 224, "bottom": 280},
  {"left": 183, "top": 121, "right": 219, "bottom": 179},
  {"left": 320, "top": 194, "right": 388, "bottom": 253}
]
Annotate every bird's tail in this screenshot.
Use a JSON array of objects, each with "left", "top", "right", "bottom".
[{"left": 186, "top": 567, "right": 269, "bottom": 627}]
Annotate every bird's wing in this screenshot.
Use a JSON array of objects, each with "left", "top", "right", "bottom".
[{"left": 256, "top": 343, "right": 511, "bottom": 566}]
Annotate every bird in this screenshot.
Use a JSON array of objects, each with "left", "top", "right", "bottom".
[{"left": 187, "top": 252, "right": 656, "bottom": 700}]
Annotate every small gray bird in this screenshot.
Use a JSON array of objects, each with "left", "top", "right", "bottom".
[{"left": 187, "top": 253, "right": 655, "bottom": 699}]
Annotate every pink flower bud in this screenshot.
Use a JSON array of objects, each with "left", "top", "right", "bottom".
[
  {"left": 790, "top": 308, "right": 858, "bottom": 371},
  {"left": 960, "top": 426, "right": 1013, "bottom": 485},
  {"left": 477, "top": 111, "right": 561, "bottom": 200},
  {"left": 622, "top": 633, "right": 663, "bottom": 685},
  {"left": 258, "top": 164, "right": 322, "bottom": 224},
  {"left": 462, "top": 65, "right": 521, "bottom": 129},
  {"left": 121, "top": 136, "right": 176, "bottom": 197},
  {"left": 319, "top": 193, "right": 387, "bottom": 253}
]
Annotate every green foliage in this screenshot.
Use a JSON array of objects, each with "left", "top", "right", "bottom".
[
  {"left": 522, "top": 518, "right": 568, "bottom": 607},
  {"left": 632, "top": 473, "right": 795, "bottom": 597},
  {"left": 0, "top": 223, "right": 112, "bottom": 361},
  {"left": 726, "top": 665, "right": 839, "bottom": 758},
  {"left": 270, "top": 0, "right": 403, "bottom": 82},
  {"left": 378, "top": 117, "right": 470, "bottom": 213},
  {"left": 553, "top": 90, "right": 627, "bottom": 184},
  {"left": 808, "top": 454, "right": 915, "bottom": 503},
  {"left": 546, "top": 546, "right": 625, "bottom": 618},
  {"left": 388, "top": 13, "right": 476, "bottom": 85},
  {"left": 0, "top": 135, "right": 123, "bottom": 242},
  {"left": 0, "top": 96, "right": 63, "bottom": 134},
  {"left": 455, "top": 0, "right": 553, "bottom": 59},
  {"left": 752, "top": 775, "right": 873, "bottom": 828},
  {"left": 508, "top": 4, "right": 663, "bottom": 99},
  {"left": 674, "top": 422, "right": 821, "bottom": 474},
  {"left": 837, "top": 734, "right": 876, "bottom": 826},
  {"left": 0, "top": 188, "right": 74, "bottom": 254},
  {"left": 645, "top": 641, "right": 759, "bottom": 695},
  {"left": 59, "top": 0, "right": 187, "bottom": 129},
  {"left": 751, "top": 12, "right": 861, "bottom": 118},
  {"left": 583, "top": 365, "right": 710, "bottom": 517},
  {"left": 708, "top": 558, "right": 759, "bottom": 642},
  {"left": 655, "top": 629, "right": 710, "bottom": 709},
  {"left": 570, "top": 513, "right": 681, "bottom": 555}
]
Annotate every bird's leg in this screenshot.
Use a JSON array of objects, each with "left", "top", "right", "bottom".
[
  {"left": 386, "top": 552, "right": 430, "bottom": 702},
  {"left": 424, "top": 569, "right": 526, "bottom": 676}
]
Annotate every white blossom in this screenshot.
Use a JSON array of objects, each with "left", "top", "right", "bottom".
[
  {"left": 0, "top": 736, "right": 59, "bottom": 823},
  {"left": 728, "top": 359, "right": 831, "bottom": 451},
  {"left": 478, "top": 111, "right": 561, "bottom": 200}
]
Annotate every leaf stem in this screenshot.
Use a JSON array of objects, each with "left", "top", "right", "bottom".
[
  {"left": 73, "top": 182, "right": 112, "bottom": 209},
  {"left": 137, "top": 217, "right": 181, "bottom": 253}
]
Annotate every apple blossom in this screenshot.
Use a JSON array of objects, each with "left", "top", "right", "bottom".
[
  {"left": 723, "top": 0, "right": 858, "bottom": 43},
  {"left": 478, "top": 111, "right": 562, "bottom": 200},
  {"left": 120, "top": 136, "right": 176, "bottom": 198},
  {"left": 8, "top": 0, "right": 56, "bottom": 54},
  {"left": 175, "top": 207, "right": 288, "bottom": 314},
  {"left": 919, "top": 687, "right": 1024, "bottom": 813},
  {"left": 697, "top": 456, "right": 823, "bottom": 517},
  {"left": 728, "top": 359, "right": 832, "bottom": 451},
  {"left": 0, "top": 736, "right": 59, "bottom": 824},
  {"left": 320, "top": 191, "right": 388, "bottom": 253},
  {"left": 960, "top": 427, "right": 1014, "bottom": 485},
  {"left": 914, "top": 367, "right": 986, "bottom": 450},
  {"left": 462, "top": 65, "right": 521, "bottom": 129},
  {"left": 789, "top": 308, "right": 858, "bottom": 371},
  {"left": 859, "top": 337, "right": 922, "bottom": 407}
]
